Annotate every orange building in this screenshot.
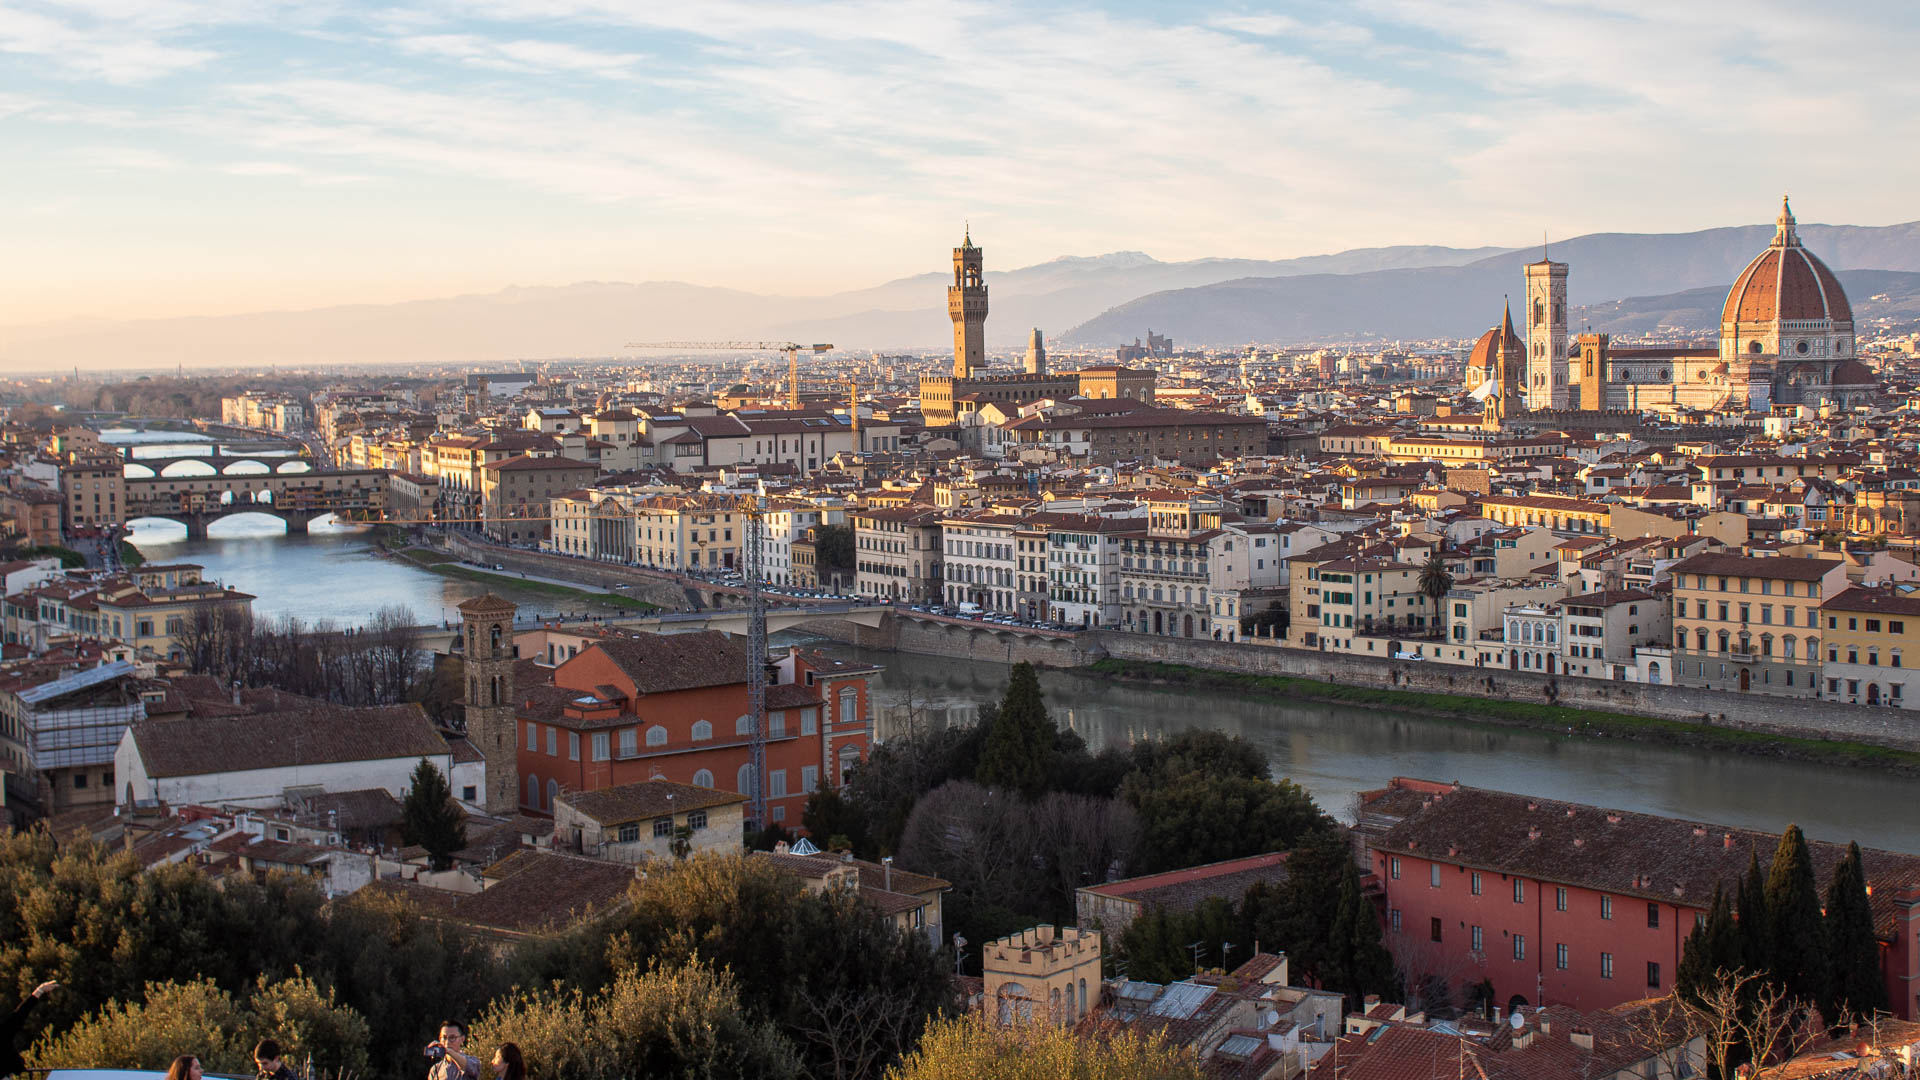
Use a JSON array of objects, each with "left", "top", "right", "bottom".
[{"left": 514, "top": 631, "right": 874, "bottom": 830}]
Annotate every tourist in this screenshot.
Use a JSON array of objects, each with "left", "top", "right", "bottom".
[
  {"left": 490, "top": 1042, "right": 526, "bottom": 1080},
  {"left": 426, "top": 1020, "right": 480, "bottom": 1080},
  {"left": 0, "top": 980, "right": 57, "bottom": 1079},
  {"left": 165, "top": 1055, "right": 204, "bottom": 1080},
  {"left": 254, "top": 1039, "right": 297, "bottom": 1080}
]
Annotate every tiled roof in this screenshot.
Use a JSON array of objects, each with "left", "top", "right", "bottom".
[
  {"left": 556, "top": 778, "right": 747, "bottom": 826},
  {"left": 1359, "top": 778, "right": 1920, "bottom": 937},
  {"left": 590, "top": 630, "right": 747, "bottom": 695},
  {"left": 131, "top": 703, "right": 447, "bottom": 777}
]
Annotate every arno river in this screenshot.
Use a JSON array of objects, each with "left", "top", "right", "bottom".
[{"left": 124, "top": 513, "right": 1920, "bottom": 853}]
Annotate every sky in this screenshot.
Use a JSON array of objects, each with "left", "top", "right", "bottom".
[{"left": 3, "top": 0, "right": 1918, "bottom": 327}]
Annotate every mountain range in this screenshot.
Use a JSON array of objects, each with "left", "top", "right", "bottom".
[{"left": 6, "top": 222, "right": 1920, "bottom": 371}]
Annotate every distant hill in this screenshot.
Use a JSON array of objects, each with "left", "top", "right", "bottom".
[
  {"left": 7, "top": 223, "right": 1920, "bottom": 370},
  {"left": 1061, "top": 223, "right": 1920, "bottom": 346}
]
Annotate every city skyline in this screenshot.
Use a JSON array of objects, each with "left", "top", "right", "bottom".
[{"left": 5, "top": 0, "right": 1920, "bottom": 326}]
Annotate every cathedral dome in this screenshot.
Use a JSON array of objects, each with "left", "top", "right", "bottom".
[
  {"left": 1721, "top": 198, "right": 1852, "bottom": 329},
  {"left": 1467, "top": 302, "right": 1524, "bottom": 375}
]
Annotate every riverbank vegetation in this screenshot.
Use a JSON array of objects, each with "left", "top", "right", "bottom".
[
  {"left": 1086, "top": 658, "right": 1920, "bottom": 773},
  {"left": 808, "top": 663, "right": 1391, "bottom": 992}
]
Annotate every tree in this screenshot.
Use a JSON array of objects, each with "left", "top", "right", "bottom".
[
  {"left": 1658, "top": 968, "right": 1823, "bottom": 1080},
  {"left": 27, "top": 975, "right": 369, "bottom": 1077},
  {"left": 975, "top": 663, "right": 1055, "bottom": 798},
  {"left": 401, "top": 758, "right": 467, "bottom": 871},
  {"left": 1322, "top": 858, "right": 1396, "bottom": 1012},
  {"left": 814, "top": 524, "right": 855, "bottom": 573},
  {"left": 1123, "top": 730, "right": 1268, "bottom": 788},
  {"left": 1251, "top": 830, "right": 1349, "bottom": 985},
  {"left": 1819, "top": 842, "right": 1886, "bottom": 1025},
  {"left": 1676, "top": 886, "right": 1741, "bottom": 1006},
  {"left": 1736, "top": 848, "right": 1772, "bottom": 978},
  {"left": 594, "top": 854, "right": 949, "bottom": 1080},
  {"left": 886, "top": 1014, "right": 1201, "bottom": 1080},
  {"left": 470, "top": 959, "right": 797, "bottom": 1080},
  {"left": 1417, "top": 555, "right": 1454, "bottom": 634},
  {"left": 1764, "top": 824, "right": 1827, "bottom": 1007},
  {"left": 1128, "top": 773, "right": 1333, "bottom": 875}
]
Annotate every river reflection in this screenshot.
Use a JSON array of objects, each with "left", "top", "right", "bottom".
[{"left": 810, "top": 641, "right": 1920, "bottom": 854}]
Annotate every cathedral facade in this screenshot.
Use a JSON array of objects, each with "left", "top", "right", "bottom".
[{"left": 1470, "top": 199, "right": 1876, "bottom": 419}]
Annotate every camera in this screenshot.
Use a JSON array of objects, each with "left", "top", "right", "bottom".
[{"left": 424, "top": 1045, "right": 447, "bottom": 1064}]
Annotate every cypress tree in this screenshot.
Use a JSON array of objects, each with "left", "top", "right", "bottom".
[
  {"left": 401, "top": 757, "right": 467, "bottom": 871},
  {"left": 975, "top": 663, "right": 1054, "bottom": 798},
  {"left": 1820, "top": 842, "right": 1887, "bottom": 1024},
  {"left": 1326, "top": 858, "right": 1396, "bottom": 1011},
  {"left": 1764, "top": 824, "right": 1827, "bottom": 1006},
  {"left": 1736, "top": 848, "right": 1772, "bottom": 978},
  {"left": 1676, "top": 886, "right": 1741, "bottom": 1005}
]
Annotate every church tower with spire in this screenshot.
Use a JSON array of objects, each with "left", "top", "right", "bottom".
[
  {"left": 949, "top": 226, "right": 988, "bottom": 378},
  {"left": 1525, "top": 245, "right": 1570, "bottom": 410}
]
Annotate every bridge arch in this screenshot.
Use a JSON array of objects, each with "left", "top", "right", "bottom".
[
  {"left": 220, "top": 458, "right": 271, "bottom": 475},
  {"left": 123, "top": 462, "right": 157, "bottom": 478},
  {"left": 275, "top": 459, "right": 313, "bottom": 474},
  {"left": 158, "top": 459, "right": 218, "bottom": 478}
]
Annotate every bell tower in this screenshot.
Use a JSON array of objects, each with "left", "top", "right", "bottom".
[
  {"left": 950, "top": 226, "right": 988, "bottom": 378},
  {"left": 458, "top": 593, "right": 519, "bottom": 814},
  {"left": 1525, "top": 253, "right": 1569, "bottom": 410}
]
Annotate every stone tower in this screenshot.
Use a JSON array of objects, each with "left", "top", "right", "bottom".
[
  {"left": 1024, "top": 327, "right": 1047, "bottom": 376},
  {"left": 1525, "top": 254, "right": 1569, "bottom": 409},
  {"left": 950, "top": 227, "right": 988, "bottom": 378},
  {"left": 458, "top": 593, "right": 519, "bottom": 814},
  {"left": 1576, "top": 332, "right": 1610, "bottom": 411}
]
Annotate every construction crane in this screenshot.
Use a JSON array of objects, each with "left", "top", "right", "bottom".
[
  {"left": 626, "top": 342, "right": 833, "bottom": 410},
  {"left": 732, "top": 493, "right": 771, "bottom": 831}
]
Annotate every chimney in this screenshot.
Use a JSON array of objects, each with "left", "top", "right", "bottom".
[
  {"left": 1723, "top": 832, "right": 1735, "bottom": 849},
  {"left": 773, "top": 840, "right": 789, "bottom": 855},
  {"left": 1570, "top": 1027, "right": 1593, "bottom": 1050},
  {"left": 883, "top": 855, "right": 894, "bottom": 892}
]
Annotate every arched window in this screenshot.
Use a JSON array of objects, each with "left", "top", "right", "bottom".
[
  {"left": 1545, "top": 625, "right": 1557, "bottom": 645},
  {"left": 1869, "top": 649, "right": 1880, "bottom": 667},
  {"left": 692, "top": 769, "right": 714, "bottom": 788},
  {"left": 469, "top": 676, "right": 478, "bottom": 704},
  {"left": 735, "top": 714, "right": 754, "bottom": 736},
  {"left": 646, "top": 725, "right": 668, "bottom": 747},
  {"left": 547, "top": 780, "right": 559, "bottom": 808},
  {"left": 691, "top": 720, "right": 712, "bottom": 741},
  {"left": 526, "top": 773, "right": 540, "bottom": 808},
  {"left": 490, "top": 623, "right": 502, "bottom": 651},
  {"left": 490, "top": 675, "right": 501, "bottom": 706},
  {"left": 737, "top": 763, "right": 756, "bottom": 795}
]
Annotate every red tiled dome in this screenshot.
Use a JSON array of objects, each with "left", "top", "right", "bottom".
[
  {"left": 1722, "top": 199, "right": 1852, "bottom": 329},
  {"left": 1467, "top": 303, "right": 1524, "bottom": 376}
]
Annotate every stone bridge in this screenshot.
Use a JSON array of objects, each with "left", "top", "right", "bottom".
[
  {"left": 125, "top": 468, "right": 388, "bottom": 539},
  {"left": 123, "top": 454, "right": 318, "bottom": 478}
]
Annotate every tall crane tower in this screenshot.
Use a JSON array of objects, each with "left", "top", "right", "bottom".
[
  {"left": 627, "top": 341, "right": 833, "bottom": 409},
  {"left": 731, "top": 493, "right": 771, "bottom": 830}
]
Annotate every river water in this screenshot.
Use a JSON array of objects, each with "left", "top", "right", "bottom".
[
  {"left": 117, "top": 511, "right": 1920, "bottom": 853},
  {"left": 124, "top": 522, "right": 634, "bottom": 627},
  {"left": 809, "top": 642, "right": 1920, "bottom": 854}
]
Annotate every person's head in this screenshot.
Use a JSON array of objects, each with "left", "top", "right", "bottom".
[
  {"left": 438, "top": 1020, "right": 468, "bottom": 1051},
  {"left": 165, "top": 1056, "right": 203, "bottom": 1080},
  {"left": 492, "top": 1041, "right": 526, "bottom": 1080},
  {"left": 254, "top": 1039, "right": 283, "bottom": 1073}
]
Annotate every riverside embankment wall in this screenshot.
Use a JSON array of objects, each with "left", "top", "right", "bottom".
[{"left": 1095, "top": 633, "right": 1920, "bottom": 752}]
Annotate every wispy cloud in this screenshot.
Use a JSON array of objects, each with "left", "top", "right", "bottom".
[{"left": 3, "top": 0, "right": 1918, "bottom": 323}]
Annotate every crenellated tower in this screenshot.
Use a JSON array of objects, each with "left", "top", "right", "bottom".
[{"left": 950, "top": 227, "right": 988, "bottom": 378}]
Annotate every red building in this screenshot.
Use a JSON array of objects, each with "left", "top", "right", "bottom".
[
  {"left": 1357, "top": 777, "right": 1920, "bottom": 1020},
  {"left": 513, "top": 630, "right": 874, "bottom": 829}
]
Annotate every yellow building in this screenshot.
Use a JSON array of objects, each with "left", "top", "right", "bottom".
[
  {"left": 1668, "top": 552, "right": 1846, "bottom": 696},
  {"left": 983, "top": 925, "right": 1102, "bottom": 1026},
  {"left": 1818, "top": 585, "right": 1920, "bottom": 707},
  {"left": 1477, "top": 494, "right": 1611, "bottom": 536}
]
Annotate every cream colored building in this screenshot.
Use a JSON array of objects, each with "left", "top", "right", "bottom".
[
  {"left": 551, "top": 779, "right": 746, "bottom": 863},
  {"left": 984, "top": 925, "right": 1103, "bottom": 1026}
]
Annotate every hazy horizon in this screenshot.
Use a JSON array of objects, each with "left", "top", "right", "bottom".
[{"left": 7, "top": 1, "right": 1920, "bottom": 327}]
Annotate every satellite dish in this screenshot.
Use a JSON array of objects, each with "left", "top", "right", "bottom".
[
  {"left": 1263, "top": 1010, "right": 1280, "bottom": 1027},
  {"left": 1509, "top": 1010, "right": 1526, "bottom": 1030}
]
